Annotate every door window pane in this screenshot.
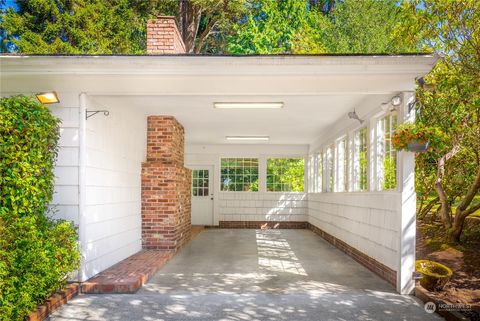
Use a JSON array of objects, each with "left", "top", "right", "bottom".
[{"left": 192, "top": 169, "right": 209, "bottom": 196}]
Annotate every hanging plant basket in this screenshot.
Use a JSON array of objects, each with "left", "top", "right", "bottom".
[
  {"left": 392, "top": 122, "right": 447, "bottom": 153},
  {"left": 407, "top": 140, "right": 429, "bottom": 152}
]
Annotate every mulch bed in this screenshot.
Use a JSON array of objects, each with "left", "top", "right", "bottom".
[{"left": 417, "top": 218, "right": 480, "bottom": 320}]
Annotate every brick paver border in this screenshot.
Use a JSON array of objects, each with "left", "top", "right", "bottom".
[
  {"left": 26, "top": 283, "right": 79, "bottom": 321},
  {"left": 81, "top": 250, "right": 174, "bottom": 294}
]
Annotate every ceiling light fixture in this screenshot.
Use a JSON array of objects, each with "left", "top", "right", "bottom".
[
  {"left": 36, "top": 91, "right": 60, "bottom": 104},
  {"left": 214, "top": 102, "right": 283, "bottom": 109},
  {"left": 226, "top": 136, "right": 270, "bottom": 141}
]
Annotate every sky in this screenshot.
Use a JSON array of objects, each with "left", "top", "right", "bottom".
[{"left": 1, "top": 0, "right": 17, "bottom": 10}]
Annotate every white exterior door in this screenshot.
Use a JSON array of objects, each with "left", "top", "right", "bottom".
[{"left": 191, "top": 166, "right": 214, "bottom": 225}]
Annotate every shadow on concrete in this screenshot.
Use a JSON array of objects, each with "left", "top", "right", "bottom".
[{"left": 48, "top": 229, "right": 443, "bottom": 321}]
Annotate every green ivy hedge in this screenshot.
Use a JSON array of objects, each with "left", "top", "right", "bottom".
[{"left": 0, "top": 96, "right": 80, "bottom": 321}]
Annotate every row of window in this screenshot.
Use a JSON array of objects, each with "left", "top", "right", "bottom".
[
  {"left": 309, "top": 112, "right": 398, "bottom": 193},
  {"left": 194, "top": 112, "right": 398, "bottom": 194},
  {"left": 220, "top": 157, "right": 305, "bottom": 192}
]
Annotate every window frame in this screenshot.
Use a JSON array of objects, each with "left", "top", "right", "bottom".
[
  {"left": 375, "top": 111, "right": 398, "bottom": 191},
  {"left": 192, "top": 169, "right": 210, "bottom": 197},
  {"left": 220, "top": 157, "right": 259, "bottom": 192},
  {"left": 352, "top": 126, "right": 369, "bottom": 192},
  {"left": 266, "top": 157, "right": 305, "bottom": 192},
  {"left": 335, "top": 136, "right": 348, "bottom": 192},
  {"left": 325, "top": 144, "right": 335, "bottom": 193},
  {"left": 315, "top": 151, "right": 323, "bottom": 193}
]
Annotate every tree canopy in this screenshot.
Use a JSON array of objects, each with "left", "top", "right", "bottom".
[
  {"left": 1, "top": 0, "right": 419, "bottom": 54},
  {"left": 1, "top": 0, "right": 145, "bottom": 54},
  {"left": 227, "top": 0, "right": 416, "bottom": 54},
  {"left": 398, "top": 0, "right": 480, "bottom": 242},
  {"left": 1, "top": 0, "right": 478, "bottom": 242}
]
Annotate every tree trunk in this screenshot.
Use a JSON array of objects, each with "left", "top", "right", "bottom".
[
  {"left": 447, "top": 166, "right": 480, "bottom": 242},
  {"left": 418, "top": 196, "right": 439, "bottom": 219},
  {"left": 434, "top": 166, "right": 452, "bottom": 228},
  {"left": 194, "top": 18, "right": 217, "bottom": 54},
  {"left": 434, "top": 144, "right": 462, "bottom": 229},
  {"left": 179, "top": 0, "right": 202, "bottom": 53}
]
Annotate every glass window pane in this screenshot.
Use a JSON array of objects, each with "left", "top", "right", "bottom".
[
  {"left": 377, "top": 112, "right": 397, "bottom": 190},
  {"left": 220, "top": 158, "right": 259, "bottom": 192},
  {"left": 266, "top": 158, "right": 304, "bottom": 192},
  {"left": 353, "top": 127, "right": 368, "bottom": 192}
]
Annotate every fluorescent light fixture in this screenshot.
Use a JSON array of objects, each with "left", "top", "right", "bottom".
[
  {"left": 226, "top": 136, "right": 269, "bottom": 141},
  {"left": 214, "top": 102, "right": 283, "bottom": 109},
  {"left": 36, "top": 91, "right": 59, "bottom": 104}
]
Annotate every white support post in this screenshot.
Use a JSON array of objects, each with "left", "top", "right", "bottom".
[
  {"left": 368, "top": 117, "right": 377, "bottom": 192},
  {"left": 259, "top": 155, "right": 267, "bottom": 193},
  {"left": 306, "top": 154, "right": 312, "bottom": 193},
  {"left": 78, "top": 92, "right": 87, "bottom": 282},
  {"left": 397, "top": 91, "right": 416, "bottom": 294}
]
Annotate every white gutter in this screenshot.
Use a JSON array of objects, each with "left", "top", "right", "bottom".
[
  {"left": 0, "top": 54, "right": 440, "bottom": 76},
  {"left": 78, "top": 92, "right": 87, "bottom": 282}
]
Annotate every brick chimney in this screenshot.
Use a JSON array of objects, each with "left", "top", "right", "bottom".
[{"left": 147, "top": 16, "right": 186, "bottom": 54}]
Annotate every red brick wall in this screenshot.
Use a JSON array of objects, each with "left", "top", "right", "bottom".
[
  {"left": 147, "top": 16, "right": 186, "bottom": 54},
  {"left": 146, "top": 116, "right": 185, "bottom": 164},
  {"left": 142, "top": 116, "right": 191, "bottom": 250}
]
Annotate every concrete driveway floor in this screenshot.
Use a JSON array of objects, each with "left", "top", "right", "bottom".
[{"left": 47, "top": 229, "right": 443, "bottom": 321}]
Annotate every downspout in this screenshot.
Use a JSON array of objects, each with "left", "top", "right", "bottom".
[{"left": 78, "top": 92, "right": 87, "bottom": 283}]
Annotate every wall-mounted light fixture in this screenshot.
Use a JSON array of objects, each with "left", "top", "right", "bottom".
[
  {"left": 348, "top": 109, "right": 364, "bottom": 124},
  {"left": 36, "top": 91, "right": 59, "bottom": 104},
  {"left": 391, "top": 95, "right": 402, "bottom": 106},
  {"left": 381, "top": 95, "right": 402, "bottom": 112},
  {"left": 214, "top": 102, "right": 283, "bottom": 109},
  {"left": 226, "top": 136, "right": 269, "bottom": 141}
]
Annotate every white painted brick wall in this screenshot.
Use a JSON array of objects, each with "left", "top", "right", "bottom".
[
  {"left": 308, "top": 192, "right": 401, "bottom": 270},
  {"left": 219, "top": 192, "right": 307, "bottom": 222},
  {"left": 82, "top": 105, "right": 146, "bottom": 280},
  {"left": 48, "top": 101, "right": 81, "bottom": 225}
]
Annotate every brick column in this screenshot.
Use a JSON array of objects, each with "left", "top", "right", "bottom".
[
  {"left": 141, "top": 116, "right": 191, "bottom": 251},
  {"left": 147, "top": 16, "right": 186, "bottom": 54}
]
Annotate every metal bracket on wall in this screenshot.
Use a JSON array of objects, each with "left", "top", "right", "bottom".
[{"left": 86, "top": 110, "right": 109, "bottom": 120}]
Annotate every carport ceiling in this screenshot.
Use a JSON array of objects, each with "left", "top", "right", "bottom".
[
  {"left": 1, "top": 55, "right": 438, "bottom": 145},
  {"left": 91, "top": 94, "right": 389, "bottom": 145}
]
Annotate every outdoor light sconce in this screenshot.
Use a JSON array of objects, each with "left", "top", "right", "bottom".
[
  {"left": 36, "top": 91, "right": 60, "bottom": 104},
  {"left": 86, "top": 110, "right": 110, "bottom": 120},
  {"left": 348, "top": 109, "right": 364, "bottom": 124},
  {"left": 381, "top": 95, "right": 402, "bottom": 112},
  {"left": 391, "top": 95, "right": 402, "bottom": 107}
]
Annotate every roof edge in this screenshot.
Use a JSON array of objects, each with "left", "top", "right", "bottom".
[{"left": 0, "top": 52, "right": 436, "bottom": 58}]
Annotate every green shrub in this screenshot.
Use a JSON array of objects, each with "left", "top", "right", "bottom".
[{"left": 0, "top": 96, "right": 80, "bottom": 321}]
